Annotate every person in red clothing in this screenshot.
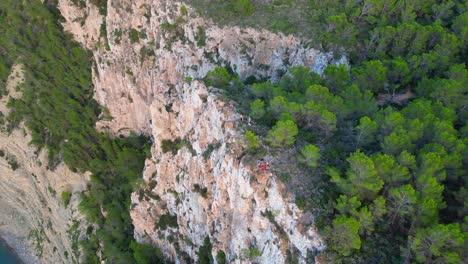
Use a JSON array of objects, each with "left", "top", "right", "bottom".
[{"left": 258, "top": 161, "right": 269, "bottom": 172}]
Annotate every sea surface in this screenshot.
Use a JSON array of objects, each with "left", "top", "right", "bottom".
[{"left": 0, "top": 239, "right": 22, "bottom": 264}]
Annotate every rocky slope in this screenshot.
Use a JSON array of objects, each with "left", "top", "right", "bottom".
[
  {"left": 0, "top": 64, "right": 89, "bottom": 264},
  {"left": 57, "top": 0, "right": 346, "bottom": 262}
]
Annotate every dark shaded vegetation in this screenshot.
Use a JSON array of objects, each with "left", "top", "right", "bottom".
[
  {"left": 197, "top": 236, "right": 213, "bottom": 264},
  {"left": 201, "top": 1, "right": 467, "bottom": 262},
  {"left": 161, "top": 138, "right": 195, "bottom": 155},
  {"left": 157, "top": 213, "right": 179, "bottom": 230},
  {"left": 129, "top": 28, "right": 140, "bottom": 44},
  {"left": 0, "top": 1, "right": 165, "bottom": 263},
  {"left": 193, "top": 184, "right": 208, "bottom": 198},
  {"left": 215, "top": 250, "right": 226, "bottom": 264},
  {"left": 202, "top": 142, "right": 221, "bottom": 160},
  {"left": 89, "top": 0, "right": 107, "bottom": 15}
]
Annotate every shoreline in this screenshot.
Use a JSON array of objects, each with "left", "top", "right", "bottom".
[
  {"left": 0, "top": 236, "right": 24, "bottom": 264},
  {"left": 0, "top": 232, "right": 38, "bottom": 264}
]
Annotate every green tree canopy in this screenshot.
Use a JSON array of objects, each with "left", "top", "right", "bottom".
[
  {"left": 244, "top": 130, "right": 259, "bottom": 153},
  {"left": 352, "top": 60, "right": 388, "bottom": 93},
  {"left": 328, "top": 216, "right": 361, "bottom": 257},
  {"left": 250, "top": 99, "right": 265, "bottom": 120},
  {"left": 298, "top": 144, "right": 321, "bottom": 168},
  {"left": 204, "top": 67, "right": 232, "bottom": 88},
  {"left": 266, "top": 120, "right": 299, "bottom": 147},
  {"left": 408, "top": 224, "right": 465, "bottom": 264}
]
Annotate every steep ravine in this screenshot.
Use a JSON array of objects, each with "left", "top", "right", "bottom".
[{"left": 57, "top": 0, "right": 345, "bottom": 263}]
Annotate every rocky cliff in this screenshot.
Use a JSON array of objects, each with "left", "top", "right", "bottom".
[
  {"left": 56, "top": 0, "right": 341, "bottom": 263},
  {"left": 0, "top": 64, "right": 89, "bottom": 264}
]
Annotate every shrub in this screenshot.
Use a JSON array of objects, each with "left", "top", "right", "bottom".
[
  {"left": 130, "top": 240, "right": 165, "bottom": 264},
  {"left": 89, "top": 0, "right": 107, "bottom": 15},
  {"left": 244, "top": 130, "right": 259, "bottom": 152},
  {"left": 6, "top": 154, "right": 19, "bottom": 170},
  {"left": 242, "top": 246, "right": 261, "bottom": 259},
  {"left": 298, "top": 144, "right": 321, "bottom": 168},
  {"left": 266, "top": 120, "right": 299, "bottom": 147},
  {"left": 295, "top": 197, "right": 307, "bottom": 210},
  {"left": 61, "top": 191, "right": 72, "bottom": 208},
  {"left": 202, "top": 142, "right": 221, "bottom": 160},
  {"left": 197, "top": 236, "right": 213, "bottom": 264},
  {"left": 195, "top": 26, "right": 207, "bottom": 47},
  {"left": 180, "top": 6, "right": 188, "bottom": 16},
  {"left": 250, "top": 99, "right": 266, "bottom": 120},
  {"left": 204, "top": 67, "right": 232, "bottom": 89},
  {"left": 157, "top": 213, "right": 178, "bottom": 230},
  {"left": 234, "top": 0, "right": 254, "bottom": 16},
  {"left": 161, "top": 138, "right": 194, "bottom": 155},
  {"left": 48, "top": 186, "right": 57, "bottom": 197},
  {"left": 216, "top": 250, "right": 226, "bottom": 264},
  {"left": 193, "top": 184, "right": 208, "bottom": 198},
  {"left": 129, "top": 28, "right": 140, "bottom": 43}
]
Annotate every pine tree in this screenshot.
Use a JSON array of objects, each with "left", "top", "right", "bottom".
[
  {"left": 244, "top": 130, "right": 259, "bottom": 153},
  {"left": 250, "top": 99, "right": 265, "bottom": 120},
  {"left": 298, "top": 144, "right": 321, "bottom": 168},
  {"left": 328, "top": 216, "right": 361, "bottom": 256},
  {"left": 266, "top": 120, "right": 299, "bottom": 147},
  {"left": 408, "top": 224, "right": 464, "bottom": 264}
]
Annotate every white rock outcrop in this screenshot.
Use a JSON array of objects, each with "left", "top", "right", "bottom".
[{"left": 57, "top": 0, "right": 340, "bottom": 262}]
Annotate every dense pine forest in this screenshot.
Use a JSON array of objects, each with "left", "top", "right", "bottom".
[
  {"left": 0, "top": 0, "right": 466, "bottom": 263},
  {"left": 198, "top": 0, "right": 467, "bottom": 263}
]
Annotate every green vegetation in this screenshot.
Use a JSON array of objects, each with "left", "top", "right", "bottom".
[
  {"left": 61, "top": 191, "right": 72, "bottom": 208},
  {"left": 295, "top": 196, "right": 306, "bottom": 210},
  {"left": 195, "top": 26, "right": 207, "bottom": 47},
  {"left": 5, "top": 153, "right": 19, "bottom": 170},
  {"left": 234, "top": 0, "right": 254, "bottom": 16},
  {"left": 243, "top": 130, "right": 259, "bottom": 152},
  {"left": 0, "top": 1, "right": 165, "bottom": 263},
  {"left": 161, "top": 138, "right": 195, "bottom": 155},
  {"left": 193, "top": 184, "right": 208, "bottom": 198},
  {"left": 130, "top": 240, "right": 165, "bottom": 264},
  {"left": 216, "top": 250, "right": 226, "bottom": 264},
  {"left": 201, "top": 1, "right": 467, "bottom": 261},
  {"left": 48, "top": 186, "right": 57, "bottom": 197},
  {"left": 197, "top": 236, "right": 213, "bottom": 264},
  {"left": 160, "top": 16, "right": 187, "bottom": 49},
  {"left": 181, "top": 0, "right": 311, "bottom": 35},
  {"left": 28, "top": 228, "right": 47, "bottom": 257},
  {"left": 326, "top": 216, "right": 361, "bottom": 257},
  {"left": 89, "top": 0, "right": 107, "bottom": 16},
  {"left": 242, "top": 246, "right": 261, "bottom": 259},
  {"left": 249, "top": 99, "right": 265, "bottom": 120},
  {"left": 157, "top": 213, "right": 178, "bottom": 230},
  {"left": 129, "top": 28, "right": 140, "bottom": 44},
  {"left": 298, "top": 144, "right": 320, "bottom": 168},
  {"left": 1, "top": 0, "right": 466, "bottom": 263},
  {"left": 204, "top": 66, "right": 232, "bottom": 89},
  {"left": 266, "top": 120, "right": 298, "bottom": 147},
  {"left": 202, "top": 142, "right": 221, "bottom": 160}
]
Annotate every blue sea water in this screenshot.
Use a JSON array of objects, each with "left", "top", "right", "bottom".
[{"left": 0, "top": 240, "right": 21, "bottom": 264}]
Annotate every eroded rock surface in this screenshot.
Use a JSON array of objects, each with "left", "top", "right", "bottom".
[{"left": 57, "top": 0, "right": 340, "bottom": 262}]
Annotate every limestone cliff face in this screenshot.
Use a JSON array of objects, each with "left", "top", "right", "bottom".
[
  {"left": 0, "top": 65, "right": 89, "bottom": 264},
  {"left": 58, "top": 0, "right": 340, "bottom": 262}
]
